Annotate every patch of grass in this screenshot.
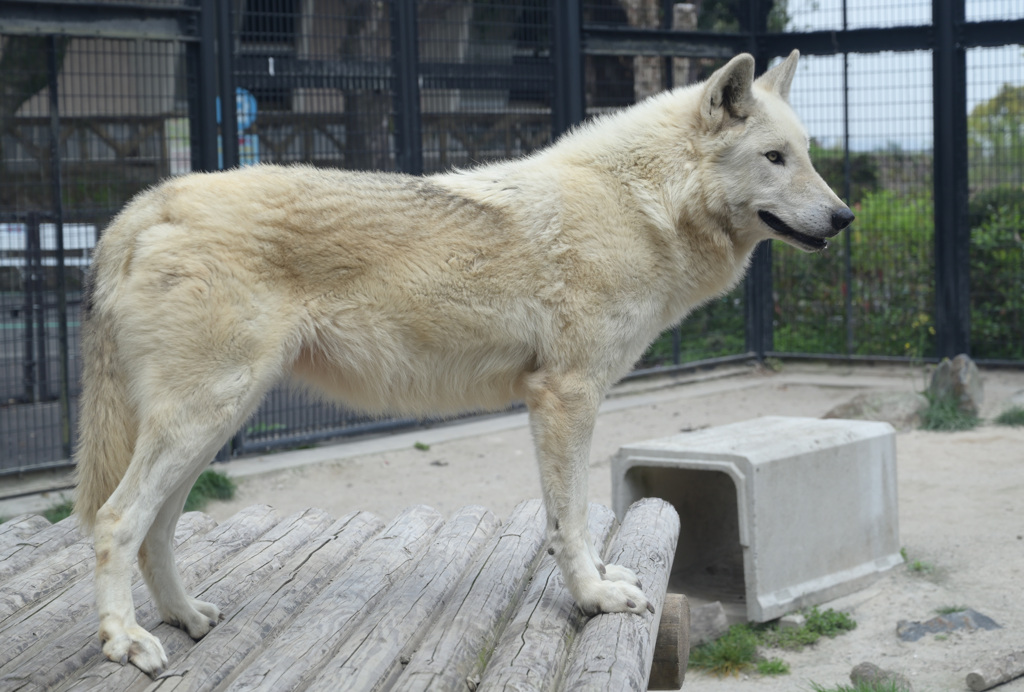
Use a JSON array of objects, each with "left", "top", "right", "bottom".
[
  {"left": 935, "top": 605, "right": 968, "bottom": 615},
  {"left": 907, "top": 559, "right": 934, "bottom": 574},
  {"left": 919, "top": 393, "right": 980, "bottom": 431},
  {"left": 995, "top": 405, "right": 1024, "bottom": 427},
  {"left": 690, "top": 607, "right": 855, "bottom": 676},
  {"left": 414, "top": 441, "right": 431, "bottom": 451},
  {"left": 689, "top": 624, "right": 759, "bottom": 676},
  {"left": 810, "top": 682, "right": 905, "bottom": 692},
  {"left": 756, "top": 657, "right": 790, "bottom": 675},
  {"left": 43, "top": 497, "right": 75, "bottom": 523},
  {"left": 183, "top": 470, "right": 236, "bottom": 513},
  {"left": 759, "top": 607, "right": 857, "bottom": 649}
]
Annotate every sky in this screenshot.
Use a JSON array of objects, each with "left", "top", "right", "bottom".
[{"left": 779, "top": 0, "right": 1023, "bottom": 150}]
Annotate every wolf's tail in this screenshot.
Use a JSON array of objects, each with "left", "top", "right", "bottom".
[{"left": 73, "top": 217, "right": 141, "bottom": 533}]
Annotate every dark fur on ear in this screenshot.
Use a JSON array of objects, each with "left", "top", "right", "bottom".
[{"left": 701, "top": 53, "right": 756, "bottom": 130}]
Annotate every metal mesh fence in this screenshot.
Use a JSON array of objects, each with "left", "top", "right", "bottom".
[
  {"left": 967, "top": 45, "right": 1024, "bottom": 361},
  {"left": 1, "top": 31, "right": 188, "bottom": 472},
  {"left": 1, "top": 0, "right": 1022, "bottom": 471}
]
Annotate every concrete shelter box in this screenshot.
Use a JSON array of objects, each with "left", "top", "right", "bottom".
[{"left": 612, "top": 416, "right": 902, "bottom": 622}]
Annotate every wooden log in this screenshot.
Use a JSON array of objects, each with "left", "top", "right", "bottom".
[
  {"left": 0, "top": 514, "right": 80, "bottom": 588},
  {"left": 393, "top": 500, "right": 547, "bottom": 692},
  {"left": 146, "top": 511, "right": 386, "bottom": 691},
  {"left": 0, "top": 505, "right": 280, "bottom": 690},
  {"left": 966, "top": 651, "right": 1024, "bottom": 691},
  {"left": 0, "top": 513, "right": 52, "bottom": 550},
  {"left": 560, "top": 498, "right": 681, "bottom": 692},
  {"left": 306, "top": 505, "right": 501, "bottom": 691},
  {"left": 649, "top": 593, "right": 690, "bottom": 690},
  {"left": 475, "top": 504, "right": 619, "bottom": 692},
  {"left": 226, "top": 504, "right": 445, "bottom": 692},
  {"left": 72, "top": 507, "right": 340, "bottom": 691},
  {"left": 0, "top": 510, "right": 217, "bottom": 669}
]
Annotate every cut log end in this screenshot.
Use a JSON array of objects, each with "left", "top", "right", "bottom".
[{"left": 648, "top": 593, "right": 690, "bottom": 690}]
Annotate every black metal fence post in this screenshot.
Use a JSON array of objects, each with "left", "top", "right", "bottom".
[
  {"left": 551, "top": 0, "right": 585, "bottom": 139},
  {"left": 217, "top": 0, "right": 238, "bottom": 171},
  {"left": 391, "top": 0, "right": 423, "bottom": 176},
  {"left": 932, "top": 0, "right": 970, "bottom": 357},
  {"left": 47, "top": 34, "right": 72, "bottom": 457},
  {"left": 190, "top": 0, "right": 220, "bottom": 172},
  {"left": 745, "top": 5, "right": 774, "bottom": 360}
]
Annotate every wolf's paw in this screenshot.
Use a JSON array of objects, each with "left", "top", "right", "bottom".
[
  {"left": 101, "top": 624, "right": 169, "bottom": 676},
  {"left": 601, "top": 562, "right": 642, "bottom": 588},
  {"left": 577, "top": 577, "right": 653, "bottom": 616},
  {"left": 161, "top": 598, "right": 223, "bottom": 639}
]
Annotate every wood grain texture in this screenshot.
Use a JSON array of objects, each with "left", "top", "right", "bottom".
[
  {"left": 476, "top": 504, "right": 619, "bottom": 692},
  {"left": 0, "top": 511, "right": 217, "bottom": 670},
  {"left": 393, "top": 500, "right": 547, "bottom": 692},
  {"left": 74, "top": 508, "right": 338, "bottom": 691},
  {"left": 306, "top": 505, "right": 501, "bottom": 692},
  {"left": 225, "top": 504, "right": 445, "bottom": 692},
  {"left": 0, "top": 505, "right": 279, "bottom": 691},
  {"left": 148, "top": 511, "right": 387, "bottom": 692},
  {"left": 0, "top": 501, "right": 676, "bottom": 692},
  {"left": 560, "top": 498, "right": 680, "bottom": 692}
]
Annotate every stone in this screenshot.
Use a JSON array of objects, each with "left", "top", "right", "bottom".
[
  {"left": 851, "top": 661, "right": 915, "bottom": 692},
  {"left": 929, "top": 354, "right": 984, "bottom": 416},
  {"left": 896, "top": 608, "right": 1001, "bottom": 642},
  {"left": 824, "top": 391, "right": 929, "bottom": 430},
  {"left": 688, "top": 601, "right": 730, "bottom": 649},
  {"left": 779, "top": 613, "right": 806, "bottom": 630}
]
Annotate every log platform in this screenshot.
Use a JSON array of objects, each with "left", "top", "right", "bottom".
[{"left": 0, "top": 498, "right": 686, "bottom": 691}]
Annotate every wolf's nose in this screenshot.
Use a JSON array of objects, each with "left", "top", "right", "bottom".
[{"left": 831, "top": 207, "right": 855, "bottom": 231}]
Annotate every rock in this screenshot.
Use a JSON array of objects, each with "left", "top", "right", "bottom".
[
  {"left": 896, "top": 608, "right": 1001, "bottom": 642},
  {"left": 688, "top": 601, "right": 730, "bottom": 649},
  {"left": 851, "top": 661, "right": 915, "bottom": 692},
  {"left": 779, "top": 613, "right": 806, "bottom": 630},
  {"left": 929, "top": 354, "right": 984, "bottom": 416},
  {"left": 824, "top": 391, "right": 929, "bottom": 430}
]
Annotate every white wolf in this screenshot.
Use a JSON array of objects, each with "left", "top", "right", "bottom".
[{"left": 75, "top": 49, "right": 851, "bottom": 674}]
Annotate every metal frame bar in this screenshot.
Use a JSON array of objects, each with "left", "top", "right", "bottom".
[{"left": 0, "top": 0, "right": 200, "bottom": 41}]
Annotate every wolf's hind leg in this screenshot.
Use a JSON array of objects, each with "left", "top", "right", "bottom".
[
  {"left": 524, "top": 371, "right": 651, "bottom": 616},
  {"left": 138, "top": 466, "right": 222, "bottom": 639},
  {"left": 94, "top": 368, "right": 270, "bottom": 675}
]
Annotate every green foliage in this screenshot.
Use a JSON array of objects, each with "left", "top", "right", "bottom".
[
  {"left": 968, "top": 84, "right": 1024, "bottom": 189},
  {"left": 183, "top": 470, "right": 237, "bottom": 513},
  {"left": 756, "top": 657, "right": 790, "bottom": 675},
  {"left": 689, "top": 624, "right": 759, "bottom": 676},
  {"left": 935, "top": 605, "right": 969, "bottom": 615},
  {"left": 969, "top": 202, "right": 1024, "bottom": 360},
  {"left": 995, "top": 406, "right": 1024, "bottom": 427},
  {"left": 414, "top": 441, "right": 431, "bottom": 451},
  {"left": 919, "top": 393, "right": 981, "bottom": 431},
  {"left": 774, "top": 188, "right": 936, "bottom": 358},
  {"left": 811, "top": 144, "right": 881, "bottom": 205},
  {"left": 43, "top": 497, "right": 75, "bottom": 524},
  {"left": 690, "top": 608, "right": 855, "bottom": 677},
  {"left": 758, "top": 607, "right": 857, "bottom": 649}
]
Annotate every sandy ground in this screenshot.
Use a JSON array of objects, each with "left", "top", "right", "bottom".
[{"left": 201, "top": 362, "right": 1024, "bottom": 692}]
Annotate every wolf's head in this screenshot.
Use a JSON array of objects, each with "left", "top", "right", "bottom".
[{"left": 697, "top": 50, "right": 853, "bottom": 252}]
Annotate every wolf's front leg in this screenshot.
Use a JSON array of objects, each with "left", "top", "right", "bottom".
[{"left": 524, "top": 370, "right": 652, "bottom": 615}]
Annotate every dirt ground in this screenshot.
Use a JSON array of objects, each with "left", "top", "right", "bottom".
[{"left": 204, "top": 362, "right": 1024, "bottom": 692}]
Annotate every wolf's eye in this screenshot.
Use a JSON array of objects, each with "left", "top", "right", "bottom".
[{"left": 765, "top": 151, "right": 784, "bottom": 164}]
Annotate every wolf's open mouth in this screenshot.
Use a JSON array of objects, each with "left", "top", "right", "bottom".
[{"left": 758, "top": 211, "right": 828, "bottom": 251}]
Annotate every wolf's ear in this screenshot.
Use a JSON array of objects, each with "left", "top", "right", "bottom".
[
  {"left": 755, "top": 49, "right": 799, "bottom": 101},
  {"left": 700, "top": 53, "right": 755, "bottom": 131}
]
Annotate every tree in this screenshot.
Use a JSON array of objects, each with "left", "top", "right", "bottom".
[{"left": 968, "top": 83, "right": 1024, "bottom": 189}]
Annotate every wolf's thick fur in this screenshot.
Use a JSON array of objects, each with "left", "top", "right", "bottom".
[{"left": 76, "top": 50, "right": 851, "bottom": 673}]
